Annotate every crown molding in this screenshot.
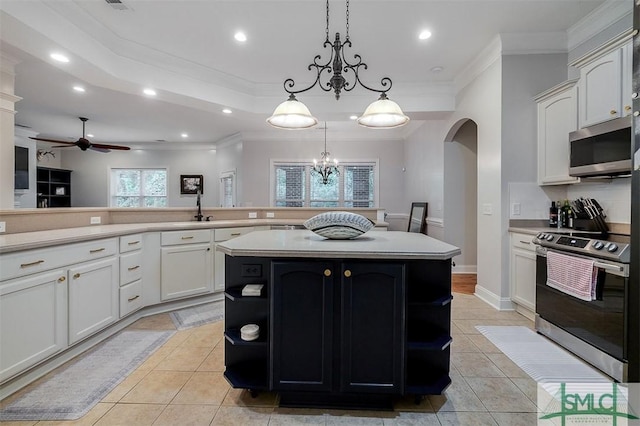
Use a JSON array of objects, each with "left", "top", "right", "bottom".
[
  {"left": 454, "top": 35, "right": 502, "bottom": 93},
  {"left": 569, "top": 28, "right": 633, "bottom": 68},
  {"left": 500, "top": 32, "right": 568, "bottom": 55},
  {"left": 567, "top": 0, "right": 632, "bottom": 52}
]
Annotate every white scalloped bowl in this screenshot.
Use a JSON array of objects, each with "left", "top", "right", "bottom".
[{"left": 303, "top": 211, "right": 375, "bottom": 240}]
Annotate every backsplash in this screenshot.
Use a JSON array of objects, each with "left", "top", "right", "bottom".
[{"left": 509, "top": 179, "right": 631, "bottom": 224}]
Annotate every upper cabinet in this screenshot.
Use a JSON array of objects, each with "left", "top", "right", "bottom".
[
  {"left": 571, "top": 32, "right": 633, "bottom": 129},
  {"left": 535, "top": 79, "right": 580, "bottom": 185}
]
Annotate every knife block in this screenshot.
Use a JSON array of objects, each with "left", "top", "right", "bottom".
[{"left": 573, "top": 218, "right": 605, "bottom": 232}]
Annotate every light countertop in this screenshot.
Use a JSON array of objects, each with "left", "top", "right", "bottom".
[{"left": 217, "top": 230, "right": 461, "bottom": 260}]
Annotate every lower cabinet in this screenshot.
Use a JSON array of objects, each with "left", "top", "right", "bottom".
[
  {"left": 160, "top": 230, "right": 213, "bottom": 301},
  {"left": 509, "top": 232, "right": 537, "bottom": 320},
  {"left": 68, "top": 257, "right": 119, "bottom": 345},
  {"left": 0, "top": 269, "right": 68, "bottom": 382}
]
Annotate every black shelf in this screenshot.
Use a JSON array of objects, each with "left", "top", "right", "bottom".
[
  {"left": 224, "top": 329, "right": 268, "bottom": 346},
  {"left": 406, "top": 374, "right": 452, "bottom": 395},
  {"left": 408, "top": 335, "right": 452, "bottom": 351},
  {"left": 408, "top": 295, "right": 452, "bottom": 308},
  {"left": 224, "top": 363, "right": 269, "bottom": 390},
  {"left": 36, "top": 167, "right": 72, "bottom": 208},
  {"left": 225, "top": 286, "right": 267, "bottom": 302}
]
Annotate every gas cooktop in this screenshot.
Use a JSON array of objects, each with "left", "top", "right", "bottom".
[{"left": 533, "top": 232, "right": 630, "bottom": 264}]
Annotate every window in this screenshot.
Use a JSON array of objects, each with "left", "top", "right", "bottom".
[
  {"left": 220, "top": 171, "right": 236, "bottom": 207},
  {"left": 111, "top": 168, "right": 167, "bottom": 207},
  {"left": 272, "top": 161, "right": 377, "bottom": 208}
]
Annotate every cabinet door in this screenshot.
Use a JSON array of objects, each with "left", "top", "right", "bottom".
[
  {"left": 161, "top": 243, "right": 213, "bottom": 300},
  {"left": 537, "top": 83, "right": 580, "bottom": 185},
  {"left": 0, "top": 269, "right": 68, "bottom": 381},
  {"left": 340, "top": 262, "right": 405, "bottom": 394},
  {"left": 579, "top": 49, "right": 622, "bottom": 127},
  {"left": 214, "top": 228, "right": 254, "bottom": 292},
  {"left": 271, "top": 261, "right": 334, "bottom": 392},
  {"left": 68, "top": 257, "right": 119, "bottom": 345},
  {"left": 510, "top": 234, "right": 537, "bottom": 319}
]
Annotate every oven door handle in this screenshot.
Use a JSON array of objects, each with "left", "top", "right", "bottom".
[{"left": 594, "top": 262, "right": 623, "bottom": 272}]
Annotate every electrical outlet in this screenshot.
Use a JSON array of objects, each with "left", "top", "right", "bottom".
[
  {"left": 266, "top": 212, "right": 275, "bottom": 218},
  {"left": 512, "top": 203, "right": 521, "bottom": 216},
  {"left": 0, "top": 221, "right": 5, "bottom": 233},
  {"left": 241, "top": 264, "right": 262, "bottom": 277},
  {"left": 248, "top": 212, "right": 257, "bottom": 219},
  {"left": 482, "top": 203, "right": 493, "bottom": 215},
  {"left": 90, "top": 217, "right": 101, "bottom": 225}
]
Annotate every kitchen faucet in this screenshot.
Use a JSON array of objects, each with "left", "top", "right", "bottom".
[{"left": 194, "top": 189, "right": 204, "bottom": 222}]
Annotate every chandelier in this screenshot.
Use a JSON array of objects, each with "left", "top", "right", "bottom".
[
  {"left": 267, "top": 0, "right": 409, "bottom": 130},
  {"left": 311, "top": 123, "right": 339, "bottom": 184}
]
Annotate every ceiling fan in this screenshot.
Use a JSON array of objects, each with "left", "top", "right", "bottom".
[{"left": 29, "top": 117, "right": 131, "bottom": 152}]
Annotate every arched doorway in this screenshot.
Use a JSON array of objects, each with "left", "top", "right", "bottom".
[{"left": 443, "top": 119, "right": 478, "bottom": 276}]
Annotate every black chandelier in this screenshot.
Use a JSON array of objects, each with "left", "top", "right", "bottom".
[
  {"left": 311, "top": 123, "right": 339, "bottom": 184},
  {"left": 266, "top": 0, "right": 409, "bottom": 130}
]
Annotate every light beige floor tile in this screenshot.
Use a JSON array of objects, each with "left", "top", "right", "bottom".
[
  {"left": 0, "top": 422, "right": 37, "bottom": 426},
  {"left": 102, "top": 369, "right": 151, "bottom": 402},
  {"left": 182, "top": 323, "right": 223, "bottom": 348},
  {"left": 222, "top": 388, "right": 278, "bottom": 407},
  {"left": 127, "top": 313, "right": 176, "bottom": 330},
  {"left": 198, "top": 343, "right": 225, "bottom": 372},
  {"left": 427, "top": 372, "right": 486, "bottom": 412},
  {"left": 451, "top": 352, "right": 506, "bottom": 378},
  {"left": 210, "top": 406, "right": 273, "bottom": 425},
  {"left": 467, "top": 334, "right": 501, "bottom": 353},
  {"left": 450, "top": 334, "right": 481, "bottom": 353},
  {"left": 382, "top": 411, "right": 440, "bottom": 425},
  {"left": 94, "top": 403, "right": 165, "bottom": 426},
  {"left": 171, "top": 371, "right": 230, "bottom": 405},
  {"left": 120, "top": 370, "right": 192, "bottom": 404},
  {"left": 154, "top": 346, "right": 212, "bottom": 371},
  {"left": 490, "top": 412, "right": 541, "bottom": 426},
  {"left": 162, "top": 329, "right": 195, "bottom": 347},
  {"left": 437, "top": 411, "right": 498, "bottom": 425},
  {"left": 453, "top": 319, "right": 533, "bottom": 335},
  {"left": 269, "top": 407, "right": 327, "bottom": 425},
  {"left": 452, "top": 308, "right": 521, "bottom": 321},
  {"left": 152, "top": 404, "right": 218, "bottom": 426},
  {"left": 485, "top": 353, "right": 528, "bottom": 378},
  {"left": 35, "top": 403, "right": 114, "bottom": 426},
  {"left": 450, "top": 322, "right": 464, "bottom": 336},
  {"left": 136, "top": 345, "right": 176, "bottom": 371},
  {"left": 393, "top": 394, "right": 434, "bottom": 412},
  {"left": 324, "top": 410, "right": 386, "bottom": 425},
  {"left": 465, "top": 377, "right": 538, "bottom": 412},
  {"left": 509, "top": 377, "right": 539, "bottom": 405}
]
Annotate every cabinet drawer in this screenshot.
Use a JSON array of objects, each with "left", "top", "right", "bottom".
[
  {"left": 511, "top": 233, "right": 536, "bottom": 252},
  {"left": 214, "top": 227, "right": 253, "bottom": 242},
  {"left": 120, "top": 251, "right": 143, "bottom": 286},
  {"left": 120, "top": 234, "right": 143, "bottom": 253},
  {"left": 161, "top": 229, "right": 211, "bottom": 246},
  {"left": 0, "top": 238, "right": 118, "bottom": 281},
  {"left": 120, "top": 280, "right": 143, "bottom": 317}
]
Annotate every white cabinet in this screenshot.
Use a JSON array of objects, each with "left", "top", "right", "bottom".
[
  {"left": 213, "top": 227, "right": 255, "bottom": 292},
  {"left": 119, "top": 233, "right": 144, "bottom": 318},
  {"left": 572, "top": 36, "right": 632, "bottom": 128},
  {"left": 0, "top": 269, "right": 67, "bottom": 382},
  {"left": 535, "top": 79, "right": 580, "bottom": 185},
  {"left": 68, "top": 257, "right": 119, "bottom": 344},
  {"left": 161, "top": 230, "right": 213, "bottom": 300},
  {"left": 509, "top": 232, "right": 537, "bottom": 320}
]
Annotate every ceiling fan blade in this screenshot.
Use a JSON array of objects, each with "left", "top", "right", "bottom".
[
  {"left": 89, "top": 146, "right": 111, "bottom": 153},
  {"left": 29, "top": 137, "right": 76, "bottom": 145},
  {"left": 51, "top": 145, "right": 77, "bottom": 149},
  {"left": 91, "top": 143, "right": 131, "bottom": 150}
]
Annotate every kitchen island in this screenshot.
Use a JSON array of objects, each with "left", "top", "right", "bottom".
[{"left": 217, "top": 230, "right": 461, "bottom": 409}]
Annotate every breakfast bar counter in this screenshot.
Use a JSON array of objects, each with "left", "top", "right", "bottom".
[{"left": 218, "top": 230, "right": 460, "bottom": 409}]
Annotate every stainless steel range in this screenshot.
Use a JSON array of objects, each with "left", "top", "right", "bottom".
[{"left": 533, "top": 232, "right": 631, "bottom": 382}]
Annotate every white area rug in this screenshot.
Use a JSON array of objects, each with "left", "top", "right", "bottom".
[
  {"left": 476, "top": 326, "right": 611, "bottom": 383},
  {"left": 0, "top": 330, "right": 175, "bottom": 421},
  {"left": 169, "top": 300, "right": 224, "bottom": 330}
]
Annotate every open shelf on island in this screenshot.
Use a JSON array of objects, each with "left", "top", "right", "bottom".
[
  {"left": 224, "top": 362, "right": 269, "bottom": 390},
  {"left": 225, "top": 329, "right": 268, "bottom": 346},
  {"left": 225, "top": 286, "right": 267, "bottom": 302}
]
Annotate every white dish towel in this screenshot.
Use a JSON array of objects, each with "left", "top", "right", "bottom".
[{"left": 546, "top": 250, "right": 597, "bottom": 301}]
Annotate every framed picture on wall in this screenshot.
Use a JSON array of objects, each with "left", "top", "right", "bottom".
[{"left": 180, "top": 175, "right": 204, "bottom": 194}]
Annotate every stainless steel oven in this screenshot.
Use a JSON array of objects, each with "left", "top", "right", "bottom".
[{"left": 533, "top": 232, "right": 630, "bottom": 382}]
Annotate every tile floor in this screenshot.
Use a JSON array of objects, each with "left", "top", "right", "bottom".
[{"left": 3, "top": 293, "right": 541, "bottom": 426}]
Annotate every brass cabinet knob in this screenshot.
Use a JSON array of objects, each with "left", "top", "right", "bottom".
[
  {"left": 610, "top": 109, "right": 617, "bottom": 115},
  {"left": 73, "top": 273, "right": 81, "bottom": 279},
  {"left": 344, "top": 270, "right": 352, "bottom": 278},
  {"left": 58, "top": 276, "right": 66, "bottom": 282},
  {"left": 324, "top": 269, "right": 332, "bottom": 277},
  {"left": 624, "top": 105, "right": 632, "bottom": 112}
]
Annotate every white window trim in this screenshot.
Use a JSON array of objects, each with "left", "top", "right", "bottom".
[
  {"left": 219, "top": 169, "right": 236, "bottom": 207},
  {"left": 109, "top": 166, "right": 169, "bottom": 208},
  {"left": 269, "top": 158, "right": 379, "bottom": 208}
]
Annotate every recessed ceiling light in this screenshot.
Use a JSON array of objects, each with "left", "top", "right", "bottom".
[
  {"left": 418, "top": 30, "right": 432, "bottom": 40},
  {"left": 73, "top": 86, "right": 85, "bottom": 92},
  {"left": 234, "top": 32, "right": 247, "bottom": 42},
  {"left": 50, "top": 53, "right": 70, "bottom": 63},
  {"left": 222, "top": 108, "right": 233, "bottom": 114},
  {"left": 87, "top": 134, "right": 94, "bottom": 138},
  {"left": 430, "top": 66, "right": 444, "bottom": 73},
  {"left": 349, "top": 115, "right": 358, "bottom": 120},
  {"left": 181, "top": 133, "right": 188, "bottom": 138},
  {"left": 143, "top": 88, "right": 157, "bottom": 96}
]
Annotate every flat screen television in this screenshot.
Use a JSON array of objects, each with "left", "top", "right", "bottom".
[{"left": 15, "top": 146, "right": 29, "bottom": 190}]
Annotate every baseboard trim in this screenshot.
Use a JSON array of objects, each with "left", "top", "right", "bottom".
[
  {"left": 452, "top": 265, "right": 477, "bottom": 274},
  {"left": 474, "top": 285, "right": 515, "bottom": 311}
]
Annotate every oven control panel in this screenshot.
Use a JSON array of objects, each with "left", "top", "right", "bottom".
[{"left": 533, "top": 232, "right": 630, "bottom": 264}]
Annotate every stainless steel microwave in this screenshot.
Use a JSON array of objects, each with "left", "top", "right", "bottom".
[{"left": 569, "top": 116, "right": 632, "bottom": 177}]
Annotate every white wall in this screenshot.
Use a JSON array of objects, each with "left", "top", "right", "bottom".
[
  {"left": 241, "top": 136, "right": 406, "bottom": 213},
  {"left": 61, "top": 148, "right": 218, "bottom": 207},
  {"left": 444, "top": 120, "right": 477, "bottom": 273}
]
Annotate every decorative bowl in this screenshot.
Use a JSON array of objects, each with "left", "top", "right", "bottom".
[{"left": 303, "top": 211, "right": 375, "bottom": 240}]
